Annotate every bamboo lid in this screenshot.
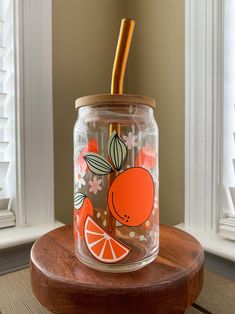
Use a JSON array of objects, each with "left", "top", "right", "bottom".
[{"left": 75, "top": 94, "right": 156, "bottom": 110}]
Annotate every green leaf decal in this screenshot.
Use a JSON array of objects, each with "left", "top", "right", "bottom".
[
  {"left": 83, "top": 153, "right": 113, "bottom": 175},
  {"left": 108, "top": 131, "right": 128, "bottom": 170},
  {"left": 74, "top": 192, "right": 86, "bottom": 209}
]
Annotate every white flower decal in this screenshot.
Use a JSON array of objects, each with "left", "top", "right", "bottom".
[
  {"left": 76, "top": 165, "right": 86, "bottom": 189},
  {"left": 154, "top": 196, "right": 158, "bottom": 208},
  {"left": 89, "top": 176, "right": 102, "bottom": 194},
  {"left": 123, "top": 132, "right": 137, "bottom": 150}
]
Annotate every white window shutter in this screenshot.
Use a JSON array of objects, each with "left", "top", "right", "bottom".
[{"left": 0, "top": 0, "right": 15, "bottom": 228}]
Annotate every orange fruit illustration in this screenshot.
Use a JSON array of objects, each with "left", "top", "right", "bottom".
[
  {"left": 76, "top": 138, "right": 98, "bottom": 170},
  {"left": 74, "top": 197, "right": 94, "bottom": 239},
  {"left": 108, "top": 167, "right": 154, "bottom": 227},
  {"left": 84, "top": 215, "right": 130, "bottom": 263},
  {"left": 135, "top": 146, "right": 156, "bottom": 170}
]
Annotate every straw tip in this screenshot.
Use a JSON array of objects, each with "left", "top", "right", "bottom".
[{"left": 122, "top": 17, "right": 135, "bottom": 24}]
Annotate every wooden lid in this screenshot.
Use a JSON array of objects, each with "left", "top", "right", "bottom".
[{"left": 75, "top": 94, "right": 156, "bottom": 110}]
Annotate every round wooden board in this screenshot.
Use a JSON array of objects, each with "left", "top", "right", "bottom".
[{"left": 30, "top": 225, "right": 204, "bottom": 314}]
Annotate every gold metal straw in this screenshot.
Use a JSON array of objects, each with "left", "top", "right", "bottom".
[
  {"left": 111, "top": 18, "right": 135, "bottom": 94},
  {"left": 107, "top": 18, "right": 135, "bottom": 234}
]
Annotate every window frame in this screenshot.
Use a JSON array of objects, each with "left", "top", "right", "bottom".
[
  {"left": 0, "top": 0, "right": 16, "bottom": 229},
  {"left": 219, "top": 0, "right": 235, "bottom": 241},
  {"left": 180, "top": 0, "right": 235, "bottom": 261},
  {"left": 185, "top": 0, "right": 223, "bottom": 232},
  {"left": 14, "top": 0, "right": 55, "bottom": 227},
  {"left": 0, "top": 0, "right": 63, "bottom": 261}
]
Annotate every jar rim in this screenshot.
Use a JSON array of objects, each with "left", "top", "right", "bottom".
[{"left": 75, "top": 94, "right": 156, "bottom": 110}]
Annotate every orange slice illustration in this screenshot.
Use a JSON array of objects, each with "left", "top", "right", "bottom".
[{"left": 84, "top": 215, "right": 130, "bottom": 263}]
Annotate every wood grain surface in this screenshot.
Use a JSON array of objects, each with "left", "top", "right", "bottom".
[{"left": 30, "top": 225, "right": 204, "bottom": 314}]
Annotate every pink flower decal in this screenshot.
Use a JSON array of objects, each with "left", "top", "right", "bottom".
[
  {"left": 89, "top": 176, "right": 102, "bottom": 194},
  {"left": 123, "top": 132, "right": 137, "bottom": 150}
]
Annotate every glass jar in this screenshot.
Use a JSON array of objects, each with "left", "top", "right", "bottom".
[{"left": 73, "top": 94, "right": 159, "bottom": 273}]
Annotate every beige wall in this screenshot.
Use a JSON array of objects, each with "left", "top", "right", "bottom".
[
  {"left": 52, "top": 0, "right": 126, "bottom": 224},
  {"left": 52, "top": 0, "right": 184, "bottom": 225},
  {"left": 126, "top": 0, "right": 185, "bottom": 225}
]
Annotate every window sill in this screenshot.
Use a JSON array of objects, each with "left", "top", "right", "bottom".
[
  {"left": 176, "top": 223, "right": 235, "bottom": 262},
  {"left": 0, "top": 221, "right": 63, "bottom": 250}
]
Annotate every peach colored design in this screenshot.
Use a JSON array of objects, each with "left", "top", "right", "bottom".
[
  {"left": 135, "top": 146, "right": 156, "bottom": 170},
  {"left": 77, "top": 138, "right": 98, "bottom": 170},
  {"left": 73, "top": 210, "right": 79, "bottom": 241}
]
